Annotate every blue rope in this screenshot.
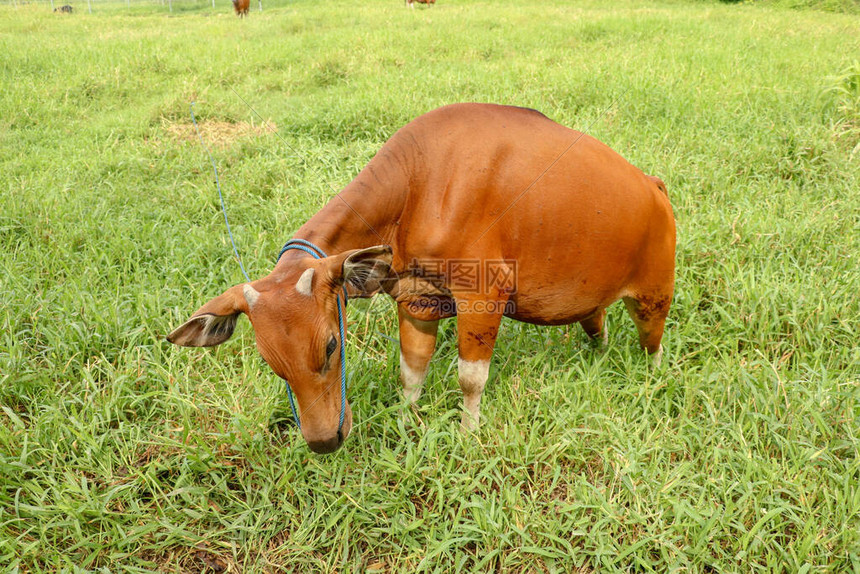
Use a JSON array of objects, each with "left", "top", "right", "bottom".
[
  {"left": 190, "top": 102, "right": 250, "bottom": 283},
  {"left": 278, "top": 239, "right": 349, "bottom": 432},
  {"left": 278, "top": 238, "right": 326, "bottom": 261},
  {"left": 277, "top": 239, "right": 349, "bottom": 303}
]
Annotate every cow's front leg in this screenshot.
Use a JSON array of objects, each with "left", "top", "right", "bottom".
[
  {"left": 398, "top": 305, "right": 439, "bottom": 403},
  {"left": 456, "top": 298, "right": 506, "bottom": 431}
]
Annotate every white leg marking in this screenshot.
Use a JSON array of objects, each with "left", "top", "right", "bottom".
[
  {"left": 600, "top": 325, "right": 609, "bottom": 349},
  {"left": 458, "top": 358, "right": 490, "bottom": 431},
  {"left": 651, "top": 344, "right": 664, "bottom": 367},
  {"left": 400, "top": 351, "right": 428, "bottom": 404}
]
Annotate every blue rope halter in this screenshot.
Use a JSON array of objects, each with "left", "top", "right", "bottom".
[{"left": 277, "top": 239, "right": 349, "bottom": 433}]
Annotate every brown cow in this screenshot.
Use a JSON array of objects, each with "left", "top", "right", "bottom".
[
  {"left": 232, "top": 0, "right": 249, "bottom": 17},
  {"left": 168, "top": 103, "right": 676, "bottom": 454}
]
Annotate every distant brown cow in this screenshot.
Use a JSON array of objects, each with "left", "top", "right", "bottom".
[
  {"left": 232, "top": 0, "right": 249, "bottom": 17},
  {"left": 54, "top": 4, "right": 73, "bottom": 12},
  {"left": 406, "top": 0, "right": 435, "bottom": 7}
]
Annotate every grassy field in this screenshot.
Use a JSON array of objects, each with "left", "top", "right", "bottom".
[{"left": 1, "top": 0, "right": 859, "bottom": 571}]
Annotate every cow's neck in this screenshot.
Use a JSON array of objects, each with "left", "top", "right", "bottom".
[{"left": 289, "top": 150, "right": 410, "bottom": 257}]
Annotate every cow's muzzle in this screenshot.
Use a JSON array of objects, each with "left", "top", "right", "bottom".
[
  {"left": 304, "top": 407, "right": 352, "bottom": 454},
  {"left": 307, "top": 431, "right": 344, "bottom": 454}
]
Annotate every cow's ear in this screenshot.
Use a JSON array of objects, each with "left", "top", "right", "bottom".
[
  {"left": 167, "top": 284, "right": 251, "bottom": 347},
  {"left": 330, "top": 245, "right": 393, "bottom": 297}
]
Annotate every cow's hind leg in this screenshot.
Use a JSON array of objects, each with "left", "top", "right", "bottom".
[
  {"left": 623, "top": 294, "right": 671, "bottom": 366},
  {"left": 579, "top": 308, "right": 608, "bottom": 348},
  {"left": 398, "top": 305, "right": 439, "bottom": 404}
]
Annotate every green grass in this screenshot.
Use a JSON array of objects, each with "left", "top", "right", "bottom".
[
  {"left": 753, "top": 0, "right": 860, "bottom": 14},
  {"left": 1, "top": 0, "right": 859, "bottom": 571}
]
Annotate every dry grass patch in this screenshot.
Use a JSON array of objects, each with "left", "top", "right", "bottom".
[{"left": 164, "top": 119, "right": 277, "bottom": 148}]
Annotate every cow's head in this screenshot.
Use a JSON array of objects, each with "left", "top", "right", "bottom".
[{"left": 167, "top": 245, "right": 393, "bottom": 454}]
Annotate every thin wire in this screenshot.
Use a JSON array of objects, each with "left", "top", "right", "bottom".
[{"left": 190, "top": 102, "right": 251, "bottom": 283}]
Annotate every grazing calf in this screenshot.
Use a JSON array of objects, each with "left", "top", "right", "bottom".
[
  {"left": 168, "top": 104, "right": 676, "bottom": 454},
  {"left": 232, "top": 0, "right": 249, "bottom": 17}
]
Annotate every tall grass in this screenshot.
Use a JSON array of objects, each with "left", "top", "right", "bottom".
[{"left": 1, "top": 0, "right": 858, "bottom": 571}]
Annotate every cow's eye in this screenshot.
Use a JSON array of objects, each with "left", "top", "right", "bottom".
[{"left": 326, "top": 336, "right": 338, "bottom": 358}]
